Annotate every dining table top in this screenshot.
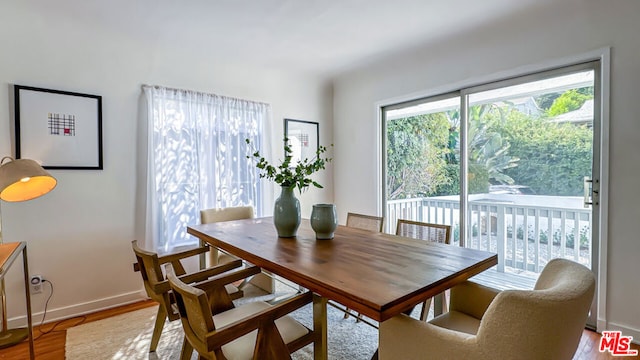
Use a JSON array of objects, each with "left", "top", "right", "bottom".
[{"left": 187, "top": 217, "right": 498, "bottom": 322}]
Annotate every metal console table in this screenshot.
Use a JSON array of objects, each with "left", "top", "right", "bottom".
[{"left": 0, "top": 242, "right": 34, "bottom": 359}]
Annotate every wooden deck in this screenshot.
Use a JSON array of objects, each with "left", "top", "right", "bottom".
[{"left": 469, "top": 265, "right": 538, "bottom": 290}]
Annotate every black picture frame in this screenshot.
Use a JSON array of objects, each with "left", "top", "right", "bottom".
[
  {"left": 14, "top": 85, "right": 103, "bottom": 170},
  {"left": 284, "top": 118, "right": 319, "bottom": 164}
]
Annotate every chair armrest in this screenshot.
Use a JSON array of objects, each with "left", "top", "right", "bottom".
[
  {"left": 181, "top": 260, "right": 244, "bottom": 284},
  {"left": 205, "top": 291, "right": 313, "bottom": 349},
  {"left": 379, "top": 314, "right": 480, "bottom": 360},
  {"left": 449, "top": 280, "right": 500, "bottom": 320},
  {"left": 152, "top": 260, "right": 245, "bottom": 293},
  {"left": 194, "top": 265, "right": 262, "bottom": 294},
  {"left": 157, "top": 245, "right": 210, "bottom": 264}
]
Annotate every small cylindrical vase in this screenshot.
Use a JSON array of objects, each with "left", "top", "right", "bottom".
[{"left": 310, "top": 204, "right": 338, "bottom": 240}]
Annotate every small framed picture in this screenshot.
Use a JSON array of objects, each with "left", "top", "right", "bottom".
[
  {"left": 284, "top": 118, "right": 319, "bottom": 165},
  {"left": 14, "top": 85, "right": 103, "bottom": 170}
]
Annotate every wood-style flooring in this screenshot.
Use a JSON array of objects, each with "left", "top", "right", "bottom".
[{"left": 0, "top": 300, "right": 637, "bottom": 359}]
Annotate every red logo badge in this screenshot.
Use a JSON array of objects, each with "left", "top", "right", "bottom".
[{"left": 599, "top": 331, "right": 638, "bottom": 356}]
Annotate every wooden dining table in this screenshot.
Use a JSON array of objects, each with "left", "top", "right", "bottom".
[{"left": 187, "top": 217, "right": 498, "bottom": 360}]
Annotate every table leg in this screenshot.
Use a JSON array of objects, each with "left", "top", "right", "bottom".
[
  {"left": 22, "top": 247, "right": 34, "bottom": 360},
  {"left": 312, "top": 294, "right": 327, "bottom": 360},
  {"left": 434, "top": 293, "right": 445, "bottom": 317}
]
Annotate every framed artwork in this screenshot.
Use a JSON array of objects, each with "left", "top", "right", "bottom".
[
  {"left": 14, "top": 85, "right": 103, "bottom": 170},
  {"left": 284, "top": 118, "right": 319, "bottom": 165}
]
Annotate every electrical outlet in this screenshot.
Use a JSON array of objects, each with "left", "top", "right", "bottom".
[{"left": 30, "top": 275, "right": 43, "bottom": 294}]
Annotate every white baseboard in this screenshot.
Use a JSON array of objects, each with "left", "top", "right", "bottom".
[{"left": 8, "top": 290, "right": 148, "bottom": 328}]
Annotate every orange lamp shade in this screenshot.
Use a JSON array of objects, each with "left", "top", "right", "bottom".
[{"left": 0, "top": 158, "right": 57, "bottom": 202}]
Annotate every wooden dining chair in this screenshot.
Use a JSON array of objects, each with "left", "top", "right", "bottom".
[
  {"left": 396, "top": 219, "right": 451, "bottom": 245},
  {"left": 396, "top": 219, "right": 452, "bottom": 321},
  {"left": 346, "top": 212, "right": 384, "bottom": 232},
  {"left": 343, "top": 212, "right": 385, "bottom": 321},
  {"left": 200, "top": 206, "right": 275, "bottom": 293},
  {"left": 165, "top": 262, "right": 318, "bottom": 360},
  {"left": 131, "top": 240, "right": 245, "bottom": 352}
]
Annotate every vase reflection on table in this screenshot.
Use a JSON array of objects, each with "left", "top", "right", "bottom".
[{"left": 310, "top": 204, "right": 337, "bottom": 240}]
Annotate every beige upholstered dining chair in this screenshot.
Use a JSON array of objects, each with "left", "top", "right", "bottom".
[
  {"left": 131, "top": 240, "right": 244, "bottom": 352},
  {"left": 396, "top": 219, "right": 452, "bottom": 321},
  {"left": 200, "top": 206, "right": 275, "bottom": 293},
  {"left": 344, "top": 212, "right": 385, "bottom": 321},
  {"left": 166, "top": 262, "right": 318, "bottom": 360},
  {"left": 379, "top": 258, "right": 596, "bottom": 360}
]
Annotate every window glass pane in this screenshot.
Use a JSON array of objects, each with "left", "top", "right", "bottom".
[
  {"left": 466, "top": 69, "right": 594, "bottom": 272},
  {"left": 384, "top": 95, "right": 461, "bottom": 242}
]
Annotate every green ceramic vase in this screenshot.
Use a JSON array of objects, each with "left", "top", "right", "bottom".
[
  {"left": 273, "top": 186, "right": 301, "bottom": 237},
  {"left": 310, "top": 203, "right": 338, "bottom": 240}
]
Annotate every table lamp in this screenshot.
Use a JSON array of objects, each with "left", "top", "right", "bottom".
[{"left": 0, "top": 156, "right": 56, "bottom": 347}]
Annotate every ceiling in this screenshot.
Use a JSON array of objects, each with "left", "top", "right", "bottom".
[{"left": 26, "top": 0, "right": 550, "bottom": 77}]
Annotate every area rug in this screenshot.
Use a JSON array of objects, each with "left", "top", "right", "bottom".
[{"left": 66, "top": 282, "right": 381, "bottom": 359}]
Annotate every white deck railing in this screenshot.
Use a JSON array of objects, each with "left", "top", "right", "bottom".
[{"left": 387, "top": 194, "right": 592, "bottom": 275}]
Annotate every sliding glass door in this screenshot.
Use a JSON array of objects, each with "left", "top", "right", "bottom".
[{"left": 382, "top": 62, "right": 601, "bottom": 327}]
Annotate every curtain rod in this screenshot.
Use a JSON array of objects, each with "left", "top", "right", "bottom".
[{"left": 141, "top": 84, "right": 270, "bottom": 106}]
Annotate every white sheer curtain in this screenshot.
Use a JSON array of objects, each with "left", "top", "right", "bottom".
[{"left": 143, "top": 85, "right": 270, "bottom": 253}]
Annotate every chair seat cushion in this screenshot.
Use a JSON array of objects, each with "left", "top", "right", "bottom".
[
  {"left": 429, "top": 310, "right": 481, "bottom": 335},
  {"left": 214, "top": 301, "right": 309, "bottom": 360}
]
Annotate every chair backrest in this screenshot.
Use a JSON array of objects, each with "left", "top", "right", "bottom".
[
  {"left": 131, "top": 240, "right": 181, "bottom": 320},
  {"left": 396, "top": 219, "right": 451, "bottom": 244},
  {"left": 346, "top": 212, "right": 384, "bottom": 232},
  {"left": 166, "top": 265, "right": 217, "bottom": 358},
  {"left": 200, "top": 206, "right": 254, "bottom": 224},
  {"left": 477, "top": 258, "right": 596, "bottom": 359}
]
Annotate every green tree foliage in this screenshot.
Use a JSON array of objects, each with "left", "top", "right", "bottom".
[
  {"left": 547, "top": 89, "right": 592, "bottom": 116},
  {"left": 386, "top": 88, "right": 593, "bottom": 199},
  {"left": 488, "top": 110, "right": 592, "bottom": 196},
  {"left": 467, "top": 105, "right": 519, "bottom": 193},
  {"left": 386, "top": 113, "right": 451, "bottom": 199}
]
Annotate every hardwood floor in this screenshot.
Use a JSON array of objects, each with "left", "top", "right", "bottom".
[
  {"left": 0, "top": 300, "right": 156, "bottom": 360},
  {"left": 0, "top": 299, "right": 637, "bottom": 359}
]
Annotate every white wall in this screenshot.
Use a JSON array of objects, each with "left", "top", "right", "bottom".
[
  {"left": 333, "top": 0, "right": 640, "bottom": 338},
  {"left": 0, "top": 4, "right": 333, "bottom": 323}
]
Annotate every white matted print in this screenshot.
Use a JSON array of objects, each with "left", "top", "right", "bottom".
[
  {"left": 14, "top": 85, "right": 103, "bottom": 169},
  {"left": 284, "top": 118, "right": 319, "bottom": 165}
]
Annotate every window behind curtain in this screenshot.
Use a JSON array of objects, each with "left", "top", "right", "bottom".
[{"left": 143, "top": 86, "right": 269, "bottom": 253}]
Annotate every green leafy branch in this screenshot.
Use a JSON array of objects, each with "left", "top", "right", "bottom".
[{"left": 246, "top": 138, "right": 332, "bottom": 193}]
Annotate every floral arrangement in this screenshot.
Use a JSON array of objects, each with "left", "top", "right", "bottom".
[{"left": 246, "top": 138, "right": 332, "bottom": 193}]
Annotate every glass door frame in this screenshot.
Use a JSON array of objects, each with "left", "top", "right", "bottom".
[{"left": 380, "top": 58, "right": 607, "bottom": 330}]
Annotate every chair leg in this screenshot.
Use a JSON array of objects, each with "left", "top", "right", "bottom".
[
  {"left": 150, "top": 306, "right": 168, "bottom": 352},
  {"left": 343, "top": 308, "right": 350, "bottom": 319},
  {"left": 180, "top": 336, "right": 194, "bottom": 360}
]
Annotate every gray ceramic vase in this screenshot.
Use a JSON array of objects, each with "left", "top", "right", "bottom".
[
  {"left": 273, "top": 186, "right": 301, "bottom": 237},
  {"left": 310, "top": 203, "right": 338, "bottom": 240}
]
